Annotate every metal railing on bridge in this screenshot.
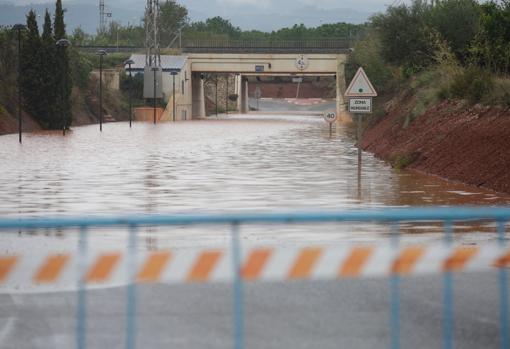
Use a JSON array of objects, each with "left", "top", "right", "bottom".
[
  {"left": 182, "top": 38, "right": 352, "bottom": 53},
  {"left": 75, "top": 39, "right": 352, "bottom": 55},
  {"left": 1, "top": 207, "right": 510, "bottom": 349}
]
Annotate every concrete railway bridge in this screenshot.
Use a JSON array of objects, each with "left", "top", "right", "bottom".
[{"left": 86, "top": 40, "right": 351, "bottom": 121}]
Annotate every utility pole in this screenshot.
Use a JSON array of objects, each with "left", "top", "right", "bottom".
[
  {"left": 145, "top": 0, "right": 161, "bottom": 68},
  {"left": 144, "top": 0, "right": 161, "bottom": 122},
  {"left": 13, "top": 24, "right": 25, "bottom": 144},
  {"left": 99, "top": 0, "right": 106, "bottom": 33}
]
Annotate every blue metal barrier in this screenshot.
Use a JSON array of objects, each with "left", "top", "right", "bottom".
[{"left": 1, "top": 206, "right": 510, "bottom": 349}]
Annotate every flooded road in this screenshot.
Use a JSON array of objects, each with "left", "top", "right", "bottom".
[
  {"left": 2, "top": 114, "right": 508, "bottom": 217},
  {"left": 1, "top": 112, "right": 510, "bottom": 254}
]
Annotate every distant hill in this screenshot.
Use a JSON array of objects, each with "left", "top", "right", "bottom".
[{"left": 0, "top": 0, "right": 374, "bottom": 34}]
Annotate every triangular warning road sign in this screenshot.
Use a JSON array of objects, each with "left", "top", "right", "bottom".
[{"left": 345, "top": 67, "right": 378, "bottom": 97}]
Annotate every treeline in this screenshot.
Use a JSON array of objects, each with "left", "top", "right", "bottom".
[
  {"left": 351, "top": 0, "right": 510, "bottom": 105},
  {"left": 71, "top": 0, "right": 365, "bottom": 47},
  {"left": 0, "top": 0, "right": 93, "bottom": 129}
]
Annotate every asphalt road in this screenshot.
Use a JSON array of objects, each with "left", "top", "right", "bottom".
[{"left": 0, "top": 271, "right": 503, "bottom": 348}]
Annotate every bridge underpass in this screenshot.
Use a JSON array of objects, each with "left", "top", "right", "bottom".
[
  {"left": 121, "top": 40, "right": 351, "bottom": 122},
  {"left": 188, "top": 52, "right": 348, "bottom": 119}
]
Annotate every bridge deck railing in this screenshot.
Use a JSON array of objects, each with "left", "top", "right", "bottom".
[
  {"left": 182, "top": 38, "right": 352, "bottom": 53},
  {"left": 1, "top": 207, "right": 510, "bottom": 349}
]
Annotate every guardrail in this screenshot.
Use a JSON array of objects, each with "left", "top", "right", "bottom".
[{"left": 1, "top": 207, "right": 510, "bottom": 349}]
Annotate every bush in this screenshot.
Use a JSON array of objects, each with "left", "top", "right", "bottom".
[
  {"left": 82, "top": 52, "right": 131, "bottom": 69},
  {"left": 69, "top": 49, "right": 93, "bottom": 89},
  {"left": 120, "top": 72, "right": 144, "bottom": 100},
  {"left": 391, "top": 153, "right": 420, "bottom": 169},
  {"left": 347, "top": 31, "right": 394, "bottom": 94},
  {"left": 448, "top": 66, "right": 493, "bottom": 103}
]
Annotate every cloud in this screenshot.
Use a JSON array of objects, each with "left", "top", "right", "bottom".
[{"left": 217, "top": 0, "right": 271, "bottom": 8}]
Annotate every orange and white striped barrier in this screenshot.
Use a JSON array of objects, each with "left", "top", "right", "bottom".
[{"left": 1, "top": 243, "right": 510, "bottom": 291}]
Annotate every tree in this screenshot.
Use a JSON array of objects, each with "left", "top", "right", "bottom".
[
  {"left": 40, "top": 9, "right": 59, "bottom": 128},
  {"left": 54, "top": 0, "right": 72, "bottom": 129},
  {"left": 71, "top": 27, "right": 91, "bottom": 46},
  {"left": 159, "top": 0, "right": 188, "bottom": 47},
  {"left": 0, "top": 28, "right": 17, "bottom": 114},
  {"left": 20, "top": 10, "right": 45, "bottom": 124},
  {"left": 472, "top": 0, "right": 510, "bottom": 74},
  {"left": 427, "top": 0, "right": 481, "bottom": 63},
  {"left": 54, "top": 0, "right": 65, "bottom": 40},
  {"left": 185, "top": 17, "right": 241, "bottom": 40},
  {"left": 372, "top": 1, "right": 437, "bottom": 72}
]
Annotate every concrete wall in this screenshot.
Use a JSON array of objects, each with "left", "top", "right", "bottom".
[
  {"left": 187, "top": 53, "right": 346, "bottom": 75},
  {"left": 91, "top": 69, "right": 120, "bottom": 91},
  {"left": 161, "top": 60, "right": 193, "bottom": 122}
]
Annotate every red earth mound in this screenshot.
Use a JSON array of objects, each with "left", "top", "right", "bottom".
[{"left": 361, "top": 98, "right": 510, "bottom": 194}]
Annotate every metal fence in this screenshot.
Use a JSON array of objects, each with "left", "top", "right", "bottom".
[
  {"left": 1, "top": 207, "right": 510, "bottom": 349},
  {"left": 182, "top": 39, "right": 352, "bottom": 53},
  {"left": 75, "top": 39, "right": 352, "bottom": 55}
]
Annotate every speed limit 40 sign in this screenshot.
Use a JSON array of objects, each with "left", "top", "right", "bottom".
[{"left": 323, "top": 112, "right": 337, "bottom": 123}]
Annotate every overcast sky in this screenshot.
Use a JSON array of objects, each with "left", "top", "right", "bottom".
[{"left": 0, "top": 0, "right": 399, "bottom": 32}]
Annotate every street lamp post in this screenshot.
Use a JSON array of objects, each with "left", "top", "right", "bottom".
[
  {"left": 97, "top": 49, "right": 107, "bottom": 132},
  {"left": 151, "top": 67, "right": 158, "bottom": 125},
  {"left": 13, "top": 24, "right": 26, "bottom": 144},
  {"left": 56, "top": 39, "right": 71, "bottom": 136},
  {"left": 124, "top": 59, "right": 135, "bottom": 128}
]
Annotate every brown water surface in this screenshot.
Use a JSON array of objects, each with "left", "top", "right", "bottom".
[{"left": 1, "top": 114, "right": 509, "bottom": 249}]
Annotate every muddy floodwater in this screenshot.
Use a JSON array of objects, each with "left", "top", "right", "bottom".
[{"left": 1, "top": 114, "right": 510, "bottom": 255}]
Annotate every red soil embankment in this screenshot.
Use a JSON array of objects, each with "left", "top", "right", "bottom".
[
  {"left": 361, "top": 98, "right": 510, "bottom": 194},
  {"left": 0, "top": 109, "right": 41, "bottom": 135}
]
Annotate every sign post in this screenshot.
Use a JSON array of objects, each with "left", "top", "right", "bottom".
[
  {"left": 345, "top": 67, "right": 377, "bottom": 168},
  {"left": 323, "top": 111, "right": 337, "bottom": 136}
]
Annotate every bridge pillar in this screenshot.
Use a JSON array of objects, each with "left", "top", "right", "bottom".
[
  {"left": 241, "top": 77, "right": 249, "bottom": 114},
  {"left": 336, "top": 57, "right": 347, "bottom": 122},
  {"left": 235, "top": 75, "right": 242, "bottom": 112},
  {"left": 192, "top": 73, "right": 206, "bottom": 119}
]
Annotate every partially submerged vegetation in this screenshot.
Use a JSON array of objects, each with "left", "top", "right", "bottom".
[{"left": 350, "top": 0, "right": 510, "bottom": 115}]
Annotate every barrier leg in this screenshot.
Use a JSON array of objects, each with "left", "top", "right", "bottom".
[
  {"left": 126, "top": 225, "right": 138, "bottom": 349},
  {"left": 231, "top": 223, "right": 245, "bottom": 349},
  {"left": 390, "top": 223, "right": 400, "bottom": 349},
  {"left": 443, "top": 221, "right": 454, "bottom": 349},
  {"left": 77, "top": 226, "right": 88, "bottom": 349},
  {"left": 498, "top": 220, "right": 509, "bottom": 349}
]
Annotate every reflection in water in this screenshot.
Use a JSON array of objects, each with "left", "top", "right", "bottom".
[{"left": 1, "top": 115, "right": 509, "bottom": 248}]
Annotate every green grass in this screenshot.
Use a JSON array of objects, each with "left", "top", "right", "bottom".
[{"left": 391, "top": 153, "right": 418, "bottom": 170}]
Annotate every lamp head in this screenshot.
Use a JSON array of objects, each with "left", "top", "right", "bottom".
[
  {"left": 97, "top": 49, "right": 108, "bottom": 56},
  {"left": 56, "top": 39, "right": 71, "bottom": 47},
  {"left": 12, "top": 24, "right": 26, "bottom": 31}
]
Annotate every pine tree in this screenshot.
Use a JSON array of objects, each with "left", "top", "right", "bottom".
[
  {"left": 20, "top": 10, "right": 44, "bottom": 125},
  {"left": 54, "top": 0, "right": 65, "bottom": 40},
  {"left": 40, "top": 9, "right": 59, "bottom": 128},
  {"left": 54, "top": 0, "right": 72, "bottom": 129}
]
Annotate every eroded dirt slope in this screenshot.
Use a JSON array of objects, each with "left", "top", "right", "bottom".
[{"left": 362, "top": 97, "right": 510, "bottom": 194}]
